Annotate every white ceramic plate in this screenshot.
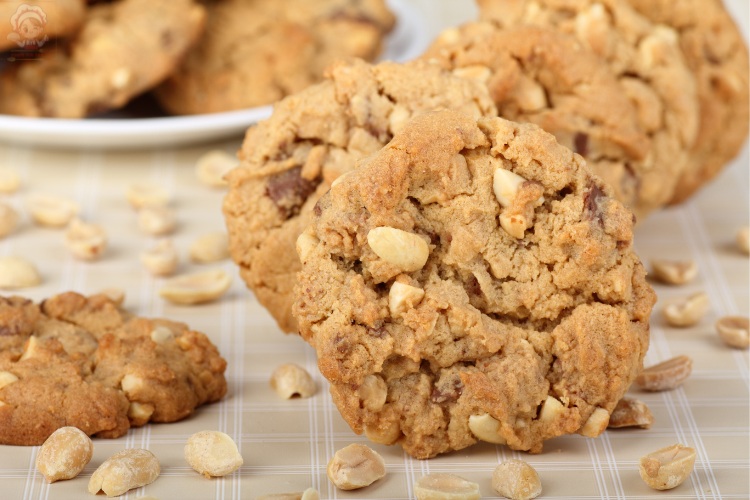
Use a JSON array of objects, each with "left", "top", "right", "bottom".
[{"left": 0, "top": 0, "right": 430, "bottom": 150}]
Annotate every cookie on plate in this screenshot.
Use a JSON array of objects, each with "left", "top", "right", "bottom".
[
  {"left": 223, "top": 58, "right": 497, "bottom": 333},
  {"left": 155, "top": 0, "right": 395, "bottom": 114},
  {"left": 293, "top": 110, "right": 656, "bottom": 459},
  {"left": 625, "top": 0, "right": 749, "bottom": 203},
  {"left": 423, "top": 23, "right": 664, "bottom": 220},
  {"left": 0, "top": 292, "right": 227, "bottom": 445},
  {"left": 0, "top": 0, "right": 206, "bottom": 118},
  {"left": 0, "top": 0, "right": 86, "bottom": 53},
  {"left": 477, "top": 0, "right": 700, "bottom": 215}
]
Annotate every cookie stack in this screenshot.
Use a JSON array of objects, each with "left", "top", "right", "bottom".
[{"left": 0, "top": 0, "right": 395, "bottom": 117}]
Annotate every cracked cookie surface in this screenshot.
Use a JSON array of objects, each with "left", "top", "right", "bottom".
[
  {"left": 293, "top": 110, "right": 655, "bottom": 459},
  {"left": 223, "top": 58, "right": 497, "bottom": 333},
  {"left": 0, "top": 292, "right": 227, "bottom": 445},
  {"left": 155, "top": 0, "right": 395, "bottom": 114},
  {"left": 477, "top": 0, "right": 700, "bottom": 217}
]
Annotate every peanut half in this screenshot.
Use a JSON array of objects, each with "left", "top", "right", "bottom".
[
  {"left": 159, "top": 269, "right": 231, "bottom": 305},
  {"left": 88, "top": 449, "right": 160, "bottom": 497},
  {"left": 636, "top": 355, "right": 692, "bottom": 391},
  {"left": 270, "top": 363, "right": 316, "bottom": 399},
  {"left": 184, "top": 430, "right": 243, "bottom": 477},
  {"left": 715, "top": 316, "right": 749, "bottom": 349},
  {"left": 607, "top": 397, "right": 654, "bottom": 429},
  {"left": 414, "top": 473, "right": 481, "bottom": 500},
  {"left": 0, "top": 202, "right": 19, "bottom": 238},
  {"left": 64, "top": 218, "right": 108, "bottom": 260},
  {"left": 492, "top": 459, "right": 542, "bottom": 500},
  {"left": 256, "top": 489, "right": 320, "bottom": 500},
  {"left": 36, "top": 426, "right": 93, "bottom": 483},
  {"left": 27, "top": 194, "right": 79, "bottom": 227},
  {"left": 195, "top": 150, "right": 236, "bottom": 187},
  {"left": 137, "top": 206, "right": 176, "bottom": 236},
  {"left": 639, "top": 444, "right": 696, "bottom": 490},
  {"left": 0, "top": 256, "right": 41, "bottom": 289},
  {"left": 189, "top": 232, "right": 229, "bottom": 263},
  {"left": 141, "top": 239, "right": 179, "bottom": 277},
  {"left": 662, "top": 292, "right": 710, "bottom": 327},
  {"left": 327, "top": 443, "right": 385, "bottom": 490},
  {"left": 126, "top": 183, "right": 170, "bottom": 209},
  {"left": 650, "top": 259, "right": 697, "bottom": 285},
  {"left": 736, "top": 226, "right": 749, "bottom": 255},
  {"left": 367, "top": 226, "right": 430, "bottom": 272},
  {"left": 0, "top": 166, "right": 21, "bottom": 193}
]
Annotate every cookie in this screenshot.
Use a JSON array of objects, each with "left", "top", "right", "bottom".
[
  {"left": 0, "top": 0, "right": 86, "bottom": 53},
  {"left": 155, "top": 0, "right": 395, "bottom": 114},
  {"left": 0, "top": 0, "right": 206, "bottom": 118},
  {"left": 477, "top": 0, "right": 700, "bottom": 216},
  {"left": 0, "top": 292, "right": 227, "bottom": 446},
  {"left": 625, "top": 0, "right": 749, "bottom": 203},
  {"left": 223, "top": 58, "right": 497, "bottom": 333},
  {"left": 423, "top": 23, "right": 664, "bottom": 220},
  {"left": 293, "top": 110, "right": 656, "bottom": 459}
]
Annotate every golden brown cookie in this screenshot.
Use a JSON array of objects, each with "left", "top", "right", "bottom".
[
  {"left": 293, "top": 110, "right": 656, "bottom": 459},
  {"left": 0, "top": 292, "right": 227, "bottom": 445},
  {"left": 0, "top": 0, "right": 206, "bottom": 118},
  {"left": 223, "top": 58, "right": 497, "bottom": 333},
  {"left": 477, "top": 0, "right": 700, "bottom": 216},
  {"left": 155, "top": 0, "right": 395, "bottom": 114},
  {"left": 625, "top": 0, "right": 749, "bottom": 203},
  {"left": 0, "top": 0, "right": 86, "bottom": 53}
]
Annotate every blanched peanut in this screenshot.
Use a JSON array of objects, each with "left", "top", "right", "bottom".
[
  {"left": 195, "top": 150, "right": 237, "bottom": 187},
  {"left": 0, "top": 371, "right": 19, "bottom": 389},
  {"left": 327, "top": 443, "right": 385, "bottom": 490},
  {"left": 159, "top": 269, "right": 231, "bottom": 305},
  {"left": 715, "top": 316, "right": 749, "bottom": 349},
  {"left": 189, "top": 232, "right": 229, "bottom": 263},
  {"left": 126, "top": 183, "right": 170, "bottom": 209},
  {"left": 414, "top": 473, "right": 480, "bottom": 500},
  {"left": 128, "top": 402, "right": 155, "bottom": 426},
  {"left": 492, "top": 459, "right": 542, "bottom": 500},
  {"left": 256, "top": 489, "right": 320, "bottom": 500},
  {"left": 295, "top": 232, "right": 319, "bottom": 263},
  {"left": 137, "top": 206, "right": 176, "bottom": 236},
  {"left": 64, "top": 218, "right": 107, "bottom": 260},
  {"left": 468, "top": 413, "right": 505, "bottom": 444},
  {"left": 27, "top": 194, "right": 79, "bottom": 227},
  {"left": 388, "top": 281, "right": 425, "bottom": 317},
  {"left": 636, "top": 355, "right": 692, "bottom": 391},
  {"left": 141, "top": 239, "right": 179, "bottom": 276},
  {"left": 493, "top": 168, "right": 544, "bottom": 239},
  {"left": 88, "top": 449, "right": 160, "bottom": 497},
  {"left": 36, "top": 426, "right": 93, "bottom": 483},
  {"left": 367, "top": 227, "right": 430, "bottom": 272},
  {"left": 736, "top": 226, "right": 749, "bottom": 255},
  {"left": 270, "top": 363, "right": 316, "bottom": 399},
  {"left": 662, "top": 292, "right": 710, "bottom": 327},
  {"left": 184, "top": 430, "right": 243, "bottom": 477},
  {"left": 0, "top": 202, "right": 19, "bottom": 238},
  {"left": 0, "top": 166, "right": 21, "bottom": 193},
  {"left": 357, "top": 374, "right": 387, "bottom": 412},
  {"left": 99, "top": 288, "right": 125, "bottom": 306},
  {"left": 650, "top": 259, "right": 697, "bottom": 285},
  {"left": 608, "top": 397, "right": 653, "bottom": 429},
  {"left": 0, "top": 256, "right": 41, "bottom": 289},
  {"left": 538, "top": 395, "right": 565, "bottom": 422},
  {"left": 639, "top": 444, "right": 696, "bottom": 490},
  {"left": 579, "top": 407, "right": 609, "bottom": 437},
  {"left": 150, "top": 326, "right": 174, "bottom": 344}
]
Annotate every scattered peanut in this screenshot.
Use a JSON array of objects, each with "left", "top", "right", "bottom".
[
  {"left": 88, "top": 449, "right": 160, "bottom": 497},
  {"left": 0, "top": 256, "right": 41, "bottom": 289},
  {"left": 159, "top": 269, "right": 231, "bottom": 305},
  {"left": 99, "top": 288, "right": 125, "bottom": 306},
  {"left": 270, "top": 363, "right": 316, "bottom": 399},
  {"left": 715, "top": 316, "right": 749, "bottom": 349},
  {"left": 184, "top": 430, "right": 243, "bottom": 478},
  {"left": 414, "top": 473, "right": 481, "bottom": 500},
  {"left": 636, "top": 355, "right": 693, "bottom": 391},
  {"left": 662, "top": 292, "right": 710, "bottom": 327},
  {"left": 492, "top": 459, "right": 542, "bottom": 500},
  {"left": 608, "top": 397, "right": 653, "bottom": 429},
  {"left": 327, "top": 443, "right": 385, "bottom": 490},
  {"left": 0, "top": 202, "right": 19, "bottom": 238},
  {"left": 650, "top": 259, "right": 697, "bottom": 285},
  {"left": 64, "top": 218, "right": 107, "bottom": 260},
  {"left": 256, "top": 489, "right": 320, "bottom": 500},
  {"left": 0, "top": 166, "right": 21, "bottom": 193},
  {"left": 736, "top": 226, "right": 749, "bottom": 255},
  {"left": 468, "top": 413, "right": 506, "bottom": 444},
  {"left": 126, "top": 183, "right": 170, "bottom": 209},
  {"left": 189, "top": 232, "right": 229, "bottom": 263},
  {"left": 36, "top": 426, "right": 93, "bottom": 483},
  {"left": 141, "top": 239, "right": 179, "bottom": 276},
  {"left": 579, "top": 407, "right": 609, "bottom": 437},
  {"left": 195, "top": 150, "right": 237, "bottom": 187},
  {"left": 367, "top": 226, "right": 430, "bottom": 272},
  {"left": 388, "top": 280, "right": 425, "bottom": 317},
  {"left": 639, "top": 444, "right": 696, "bottom": 490},
  {"left": 27, "top": 194, "right": 79, "bottom": 227},
  {"left": 137, "top": 206, "right": 176, "bottom": 236}
]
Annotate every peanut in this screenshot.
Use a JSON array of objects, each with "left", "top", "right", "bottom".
[
  {"left": 492, "top": 459, "right": 542, "bottom": 500},
  {"left": 636, "top": 355, "right": 692, "bottom": 391},
  {"left": 579, "top": 407, "right": 609, "bottom": 437},
  {"left": 327, "top": 443, "right": 385, "bottom": 490},
  {"left": 189, "top": 232, "right": 229, "bottom": 263},
  {"left": 639, "top": 444, "right": 696, "bottom": 490},
  {"left": 608, "top": 397, "right": 653, "bottom": 429},
  {"left": 715, "top": 316, "right": 749, "bottom": 349},
  {"left": 367, "top": 227, "right": 430, "bottom": 272},
  {"left": 650, "top": 259, "right": 697, "bottom": 285},
  {"left": 195, "top": 150, "right": 236, "bottom": 187},
  {"left": 736, "top": 226, "right": 749, "bottom": 255},
  {"left": 468, "top": 413, "right": 506, "bottom": 444},
  {"left": 388, "top": 281, "right": 425, "bottom": 317},
  {"left": 270, "top": 363, "right": 316, "bottom": 399},
  {"left": 0, "top": 166, "right": 21, "bottom": 193},
  {"left": 141, "top": 239, "right": 179, "bottom": 276},
  {"left": 36, "top": 426, "right": 93, "bottom": 483},
  {"left": 184, "top": 430, "right": 243, "bottom": 477},
  {"left": 256, "top": 489, "right": 319, "bottom": 500},
  {"left": 64, "top": 218, "right": 107, "bottom": 260},
  {"left": 137, "top": 206, "right": 176, "bottom": 236},
  {"left": 88, "top": 449, "right": 160, "bottom": 497},
  {"left": 159, "top": 269, "right": 231, "bottom": 305},
  {"left": 662, "top": 292, "right": 710, "bottom": 327},
  {"left": 0, "top": 202, "right": 19, "bottom": 238},
  {"left": 27, "top": 194, "right": 79, "bottom": 227},
  {"left": 414, "top": 473, "right": 481, "bottom": 500},
  {"left": 0, "top": 256, "right": 41, "bottom": 289},
  {"left": 126, "top": 183, "right": 170, "bottom": 209}
]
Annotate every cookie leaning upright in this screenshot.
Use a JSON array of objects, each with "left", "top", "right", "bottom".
[
  {"left": 0, "top": 0, "right": 206, "bottom": 117},
  {"left": 0, "top": 292, "right": 227, "bottom": 446},
  {"left": 626, "top": 0, "right": 749, "bottom": 203},
  {"left": 223, "top": 58, "right": 497, "bottom": 333},
  {"left": 155, "top": 0, "right": 395, "bottom": 114},
  {"left": 293, "top": 110, "right": 656, "bottom": 459},
  {"left": 477, "top": 0, "right": 700, "bottom": 217}
]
